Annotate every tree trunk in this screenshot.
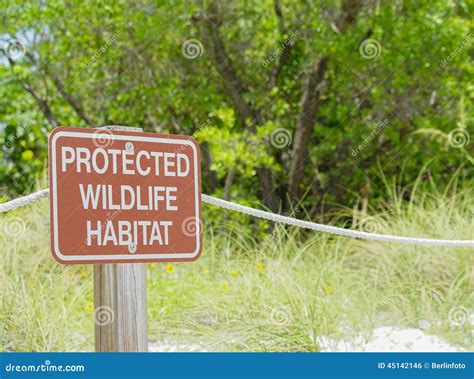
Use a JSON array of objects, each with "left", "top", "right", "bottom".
[
  {"left": 201, "top": 141, "right": 220, "bottom": 192},
  {"left": 288, "top": 58, "right": 328, "bottom": 202},
  {"left": 287, "top": 0, "right": 363, "bottom": 205},
  {"left": 200, "top": 2, "right": 280, "bottom": 211}
]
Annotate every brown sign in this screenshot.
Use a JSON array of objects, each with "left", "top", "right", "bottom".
[{"left": 49, "top": 127, "right": 202, "bottom": 264}]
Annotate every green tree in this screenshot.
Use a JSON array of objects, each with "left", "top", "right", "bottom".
[{"left": 1, "top": 0, "right": 472, "bottom": 216}]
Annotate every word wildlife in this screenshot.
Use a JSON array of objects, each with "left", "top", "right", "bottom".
[{"left": 61, "top": 145, "right": 191, "bottom": 248}]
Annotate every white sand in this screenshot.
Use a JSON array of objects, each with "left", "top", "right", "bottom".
[
  {"left": 149, "top": 326, "right": 466, "bottom": 352},
  {"left": 316, "top": 326, "right": 465, "bottom": 352},
  {"left": 149, "top": 340, "right": 208, "bottom": 352}
]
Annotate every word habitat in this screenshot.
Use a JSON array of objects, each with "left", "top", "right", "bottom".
[
  {"left": 86, "top": 219, "right": 172, "bottom": 247},
  {"left": 49, "top": 127, "right": 202, "bottom": 264}
]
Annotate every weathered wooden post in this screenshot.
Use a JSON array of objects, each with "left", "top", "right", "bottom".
[
  {"left": 94, "top": 125, "right": 147, "bottom": 352},
  {"left": 93, "top": 262, "right": 147, "bottom": 351}
]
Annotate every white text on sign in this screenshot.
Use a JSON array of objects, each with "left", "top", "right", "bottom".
[{"left": 61, "top": 145, "right": 190, "bottom": 248}]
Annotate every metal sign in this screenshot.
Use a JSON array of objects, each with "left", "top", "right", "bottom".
[{"left": 49, "top": 127, "right": 201, "bottom": 264}]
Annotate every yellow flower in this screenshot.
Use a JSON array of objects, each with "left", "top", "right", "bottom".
[
  {"left": 165, "top": 264, "right": 175, "bottom": 274},
  {"left": 230, "top": 268, "right": 239, "bottom": 278},
  {"left": 149, "top": 263, "right": 156, "bottom": 269},
  {"left": 79, "top": 267, "right": 87, "bottom": 279},
  {"left": 325, "top": 285, "right": 333, "bottom": 295},
  {"left": 85, "top": 304, "right": 93, "bottom": 312},
  {"left": 221, "top": 283, "right": 230, "bottom": 293},
  {"left": 203, "top": 268, "right": 210, "bottom": 275},
  {"left": 256, "top": 262, "right": 265, "bottom": 271}
]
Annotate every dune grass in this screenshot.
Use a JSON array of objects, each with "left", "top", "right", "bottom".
[{"left": 0, "top": 186, "right": 472, "bottom": 352}]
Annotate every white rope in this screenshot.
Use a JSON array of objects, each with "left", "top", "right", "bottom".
[
  {"left": 0, "top": 189, "right": 473, "bottom": 247},
  {"left": 202, "top": 195, "right": 473, "bottom": 247},
  {"left": 0, "top": 189, "right": 50, "bottom": 213}
]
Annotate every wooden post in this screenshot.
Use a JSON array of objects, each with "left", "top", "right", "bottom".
[
  {"left": 93, "top": 125, "right": 148, "bottom": 352},
  {"left": 93, "top": 264, "right": 147, "bottom": 351}
]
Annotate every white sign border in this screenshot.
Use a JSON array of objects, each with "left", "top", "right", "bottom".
[{"left": 51, "top": 130, "right": 200, "bottom": 262}]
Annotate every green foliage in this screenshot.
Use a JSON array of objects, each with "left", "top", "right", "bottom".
[{"left": 0, "top": 0, "right": 472, "bottom": 212}]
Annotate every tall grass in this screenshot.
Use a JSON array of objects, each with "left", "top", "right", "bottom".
[{"left": 0, "top": 185, "right": 472, "bottom": 351}]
